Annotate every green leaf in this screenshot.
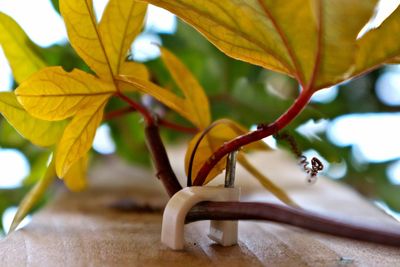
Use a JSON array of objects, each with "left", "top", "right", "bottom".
[
  {"left": 60, "top": 0, "right": 114, "bottom": 81},
  {"left": 141, "top": 0, "right": 400, "bottom": 92},
  {"left": 160, "top": 47, "right": 211, "bottom": 128},
  {"left": 99, "top": 0, "right": 147, "bottom": 75},
  {"left": 355, "top": 6, "right": 400, "bottom": 76},
  {"left": 55, "top": 100, "right": 107, "bottom": 177},
  {"left": 10, "top": 160, "right": 56, "bottom": 232},
  {"left": 0, "top": 92, "right": 66, "bottom": 147},
  {"left": 15, "top": 67, "right": 115, "bottom": 121},
  {"left": 0, "top": 12, "right": 45, "bottom": 83}
]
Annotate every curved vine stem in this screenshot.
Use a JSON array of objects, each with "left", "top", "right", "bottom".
[
  {"left": 193, "top": 89, "right": 314, "bottom": 186},
  {"left": 186, "top": 201, "right": 400, "bottom": 247},
  {"left": 144, "top": 123, "right": 183, "bottom": 196},
  {"left": 118, "top": 95, "right": 400, "bottom": 247},
  {"left": 116, "top": 92, "right": 183, "bottom": 196}
]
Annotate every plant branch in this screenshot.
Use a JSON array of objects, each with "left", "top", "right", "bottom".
[
  {"left": 133, "top": 99, "right": 400, "bottom": 247},
  {"left": 194, "top": 89, "right": 313, "bottom": 185},
  {"left": 116, "top": 92, "right": 154, "bottom": 124},
  {"left": 105, "top": 105, "right": 197, "bottom": 134},
  {"left": 114, "top": 93, "right": 183, "bottom": 196},
  {"left": 114, "top": 88, "right": 400, "bottom": 248},
  {"left": 104, "top": 106, "right": 136, "bottom": 121},
  {"left": 158, "top": 120, "right": 198, "bottom": 134},
  {"left": 144, "top": 123, "right": 183, "bottom": 197},
  {"left": 186, "top": 201, "right": 400, "bottom": 247}
]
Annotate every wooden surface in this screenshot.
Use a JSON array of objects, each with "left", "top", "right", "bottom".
[{"left": 1, "top": 148, "right": 400, "bottom": 266}]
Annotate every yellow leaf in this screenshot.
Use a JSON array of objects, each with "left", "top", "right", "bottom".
[
  {"left": 118, "top": 48, "right": 211, "bottom": 128},
  {"left": 99, "top": 0, "right": 147, "bottom": 75},
  {"left": 237, "top": 153, "right": 299, "bottom": 208},
  {"left": 0, "top": 12, "right": 45, "bottom": 83},
  {"left": 355, "top": 6, "right": 400, "bottom": 76},
  {"left": 160, "top": 47, "right": 211, "bottom": 128},
  {"left": 63, "top": 154, "right": 89, "bottom": 192},
  {"left": 15, "top": 67, "right": 115, "bottom": 121},
  {"left": 120, "top": 61, "right": 150, "bottom": 80},
  {"left": 55, "top": 98, "right": 108, "bottom": 177},
  {"left": 0, "top": 92, "right": 66, "bottom": 147},
  {"left": 185, "top": 119, "right": 269, "bottom": 185},
  {"left": 117, "top": 75, "right": 191, "bottom": 122},
  {"left": 9, "top": 159, "right": 56, "bottom": 232},
  {"left": 387, "top": 56, "right": 400, "bottom": 64},
  {"left": 60, "top": 0, "right": 113, "bottom": 81},
  {"left": 141, "top": 0, "right": 293, "bottom": 77},
  {"left": 142, "top": 1, "right": 393, "bottom": 90},
  {"left": 314, "top": 0, "right": 378, "bottom": 88}
]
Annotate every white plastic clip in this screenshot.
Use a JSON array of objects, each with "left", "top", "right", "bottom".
[{"left": 161, "top": 151, "right": 240, "bottom": 250}]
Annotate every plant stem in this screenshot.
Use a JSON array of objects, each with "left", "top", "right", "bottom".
[
  {"left": 158, "top": 120, "right": 198, "bottom": 134},
  {"left": 120, "top": 98, "right": 400, "bottom": 247},
  {"left": 116, "top": 92, "right": 154, "bottom": 124},
  {"left": 194, "top": 89, "right": 313, "bottom": 186},
  {"left": 116, "top": 93, "right": 183, "bottom": 196},
  {"left": 186, "top": 201, "right": 400, "bottom": 247},
  {"left": 144, "top": 123, "right": 183, "bottom": 197},
  {"left": 104, "top": 106, "right": 136, "bottom": 121},
  {"left": 105, "top": 105, "right": 197, "bottom": 134}
]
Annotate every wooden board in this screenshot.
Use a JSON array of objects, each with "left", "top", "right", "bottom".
[{"left": 1, "top": 148, "right": 400, "bottom": 266}]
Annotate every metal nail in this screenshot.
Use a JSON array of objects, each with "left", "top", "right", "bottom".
[{"left": 225, "top": 151, "right": 238, "bottom": 188}]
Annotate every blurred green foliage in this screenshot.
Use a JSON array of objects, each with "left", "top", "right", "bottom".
[{"left": 1, "top": 16, "right": 400, "bottom": 234}]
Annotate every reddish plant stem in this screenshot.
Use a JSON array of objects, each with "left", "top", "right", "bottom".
[
  {"left": 105, "top": 105, "right": 197, "bottom": 134},
  {"left": 186, "top": 201, "right": 400, "bottom": 247},
  {"left": 144, "top": 124, "right": 183, "bottom": 197},
  {"left": 115, "top": 97, "right": 400, "bottom": 247},
  {"left": 104, "top": 106, "right": 135, "bottom": 121},
  {"left": 194, "top": 89, "right": 313, "bottom": 186},
  {"left": 116, "top": 93, "right": 183, "bottom": 196},
  {"left": 116, "top": 92, "right": 154, "bottom": 124},
  {"left": 158, "top": 120, "right": 198, "bottom": 134}
]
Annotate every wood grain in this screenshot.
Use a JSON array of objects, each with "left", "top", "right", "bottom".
[{"left": 1, "top": 148, "right": 399, "bottom": 266}]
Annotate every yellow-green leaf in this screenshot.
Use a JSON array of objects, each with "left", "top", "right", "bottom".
[
  {"left": 0, "top": 12, "right": 45, "bottom": 83},
  {"left": 0, "top": 92, "right": 66, "bottom": 147},
  {"left": 142, "top": 0, "right": 395, "bottom": 90},
  {"left": 120, "top": 61, "right": 150, "bottom": 80},
  {"left": 314, "top": 0, "right": 378, "bottom": 88},
  {"left": 185, "top": 119, "right": 269, "bottom": 185},
  {"left": 117, "top": 75, "right": 191, "bottom": 123},
  {"left": 15, "top": 67, "right": 115, "bottom": 121},
  {"left": 160, "top": 47, "right": 211, "bottom": 128},
  {"left": 55, "top": 99, "right": 108, "bottom": 177},
  {"left": 60, "top": 0, "right": 113, "bottom": 81},
  {"left": 355, "top": 6, "right": 400, "bottom": 76},
  {"left": 9, "top": 159, "right": 56, "bottom": 232},
  {"left": 387, "top": 56, "right": 400, "bottom": 64},
  {"left": 63, "top": 154, "right": 89, "bottom": 191},
  {"left": 118, "top": 48, "right": 211, "bottom": 128},
  {"left": 141, "top": 0, "right": 293, "bottom": 77},
  {"left": 237, "top": 153, "right": 299, "bottom": 208},
  {"left": 99, "top": 0, "right": 147, "bottom": 75}
]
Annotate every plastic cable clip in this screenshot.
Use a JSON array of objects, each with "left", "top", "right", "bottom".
[{"left": 161, "top": 151, "right": 240, "bottom": 250}]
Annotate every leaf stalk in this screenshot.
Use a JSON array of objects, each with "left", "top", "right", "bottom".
[{"left": 194, "top": 89, "right": 313, "bottom": 185}]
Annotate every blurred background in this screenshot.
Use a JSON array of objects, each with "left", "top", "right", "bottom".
[{"left": 0, "top": 0, "right": 400, "bottom": 235}]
